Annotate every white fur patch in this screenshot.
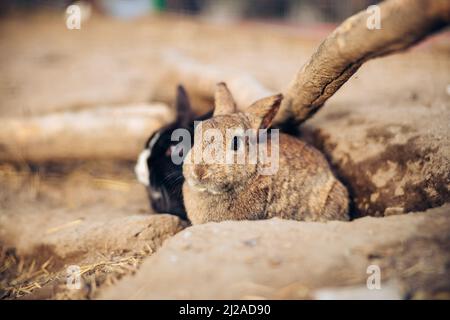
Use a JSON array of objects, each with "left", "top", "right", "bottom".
[
  {"left": 148, "top": 132, "right": 160, "bottom": 149},
  {"left": 135, "top": 149, "right": 150, "bottom": 186}
]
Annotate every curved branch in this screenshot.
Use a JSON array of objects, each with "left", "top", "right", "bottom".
[{"left": 276, "top": 0, "right": 450, "bottom": 126}]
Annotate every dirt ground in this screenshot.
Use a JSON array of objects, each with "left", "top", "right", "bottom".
[
  {"left": 99, "top": 204, "right": 450, "bottom": 300},
  {"left": 0, "top": 12, "right": 449, "bottom": 299}
]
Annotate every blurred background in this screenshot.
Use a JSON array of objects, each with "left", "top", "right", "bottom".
[{"left": 0, "top": 0, "right": 380, "bottom": 23}]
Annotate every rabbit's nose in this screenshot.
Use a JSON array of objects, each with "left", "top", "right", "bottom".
[{"left": 193, "top": 166, "right": 206, "bottom": 180}]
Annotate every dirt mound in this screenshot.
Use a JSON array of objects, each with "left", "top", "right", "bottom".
[
  {"left": 99, "top": 204, "right": 450, "bottom": 300},
  {"left": 301, "top": 50, "right": 450, "bottom": 218}
]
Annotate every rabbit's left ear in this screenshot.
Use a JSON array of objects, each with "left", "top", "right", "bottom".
[
  {"left": 246, "top": 94, "right": 283, "bottom": 129},
  {"left": 175, "top": 85, "right": 194, "bottom": 127},
  {"left": 214, "top": 82, "right": 236, "bottom": 116}
]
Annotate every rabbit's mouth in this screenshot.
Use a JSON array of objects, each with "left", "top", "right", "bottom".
[
  {"left": 186, "top": 177, "right": 207, "bottom": 192},
  {"left": 186, "top": 177, "right": 229, "bottom": 195}
]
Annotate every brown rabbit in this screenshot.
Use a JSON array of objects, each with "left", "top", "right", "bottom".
[{"left": 182, "top": 83, "right": 349, "bottom": 224}]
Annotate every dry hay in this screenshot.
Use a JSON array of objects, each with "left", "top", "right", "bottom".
[
  {"left": 0, "top": 244, "right": 152, "bottom": 299},
  {"left": 0, "top": 161, "right": 160, "bottom": 299}
]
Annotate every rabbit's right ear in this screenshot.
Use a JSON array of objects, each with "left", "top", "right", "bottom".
[
  {"left": 214, "top": 82, "right": 236, "bottom": 116},
  {"left": 175, "top": 85, "right": 193, "bottom": 126},
  {"left": 246, "top": 94, "right": 283, "bottom": 129}
]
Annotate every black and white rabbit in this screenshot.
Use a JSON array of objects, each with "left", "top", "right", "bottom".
[{"left": 135, "top": 85, "right": 211, "bottom": 219}]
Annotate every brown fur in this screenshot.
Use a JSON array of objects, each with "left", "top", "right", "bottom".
[{"left": 183, "top": 83, "right": 349, "bottom": 224}]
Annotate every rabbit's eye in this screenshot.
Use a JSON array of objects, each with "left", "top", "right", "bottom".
[
  {"left": 231, "top": 136, "right": 241, "bottom": 151},
  {"left": 167, "top": 145, "right": 184, "bottom": 157}
]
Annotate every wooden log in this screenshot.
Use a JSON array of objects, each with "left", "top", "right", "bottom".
[
  {"left": 278, "top": 0, "right": 450, "bottom": 125},
  {"left": 0, "top": 103, "right": 173, "bottom": 162}
]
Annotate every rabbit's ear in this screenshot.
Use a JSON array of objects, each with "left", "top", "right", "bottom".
[
  {"left": 214, "top": 82, "right": 236, "bottom": 116},
  {"left": 175, "top": 85, "right": 193, "bottom": 126},
  {"left": 246, "top": 94, "right": 283, "bottom": 129}
]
